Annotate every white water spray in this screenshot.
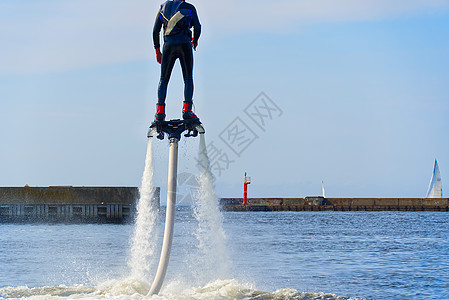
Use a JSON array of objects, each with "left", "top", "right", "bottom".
[
  {"left": 191, "top": 134, "right": 230, "bottom": 282},
  {"left": 129, "top": 138, "right": 159, "bottom": 281}
]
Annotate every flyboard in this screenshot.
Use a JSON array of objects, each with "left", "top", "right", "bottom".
[{"left": 146, "top": 118, "right": 205, "bottom": 295}]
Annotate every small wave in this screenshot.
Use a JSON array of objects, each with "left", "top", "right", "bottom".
[
  {"left": 178, "top": 279, "right": 367, "bottom": 300},
  {"left": 94, "top": 278, "right": 150, "bottom": 297},
  {"left": 0, "top": 279, "right": 368, "bottom": 300},
  {"left": 0, "top": 284, "right": 96, "bottom": 299}
]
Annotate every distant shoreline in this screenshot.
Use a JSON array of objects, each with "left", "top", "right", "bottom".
[
  {"left": 1, "top": 187, "right": 448, "bottom": 224},
  {"left": 220, "top": 197, "right": 449, "bottom": 212}
]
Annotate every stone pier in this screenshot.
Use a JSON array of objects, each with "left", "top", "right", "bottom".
[
  {"left": 0, "top": 186, "right": 160, "bottom": 223},
  {"left": 220, "top": 197, "right": 449, "bottom": 212}
]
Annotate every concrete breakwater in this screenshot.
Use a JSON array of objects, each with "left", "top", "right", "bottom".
[
  {"left": 2, "top": 186, "right": 447, "bottom": 223},
  {"left": 220, "top": 197, "right": 449, "bottom": 212},
  {"left": 0, "top": 186, "right": 160, "bottom": 223}
]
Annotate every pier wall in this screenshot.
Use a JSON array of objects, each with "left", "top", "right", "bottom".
[
  {"left": 220, "top": 197, "right": 449, "bottom": 212},
  {"left": 0, "top": 186, "right": 160, "bottom": 223}
]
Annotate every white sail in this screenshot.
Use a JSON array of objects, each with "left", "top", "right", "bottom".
[
  {"left": 322, "top": 181, "right": 326, "bottom": 198},
  {"left": 426, "top": 159, "right": 443, "bottom": 198}
]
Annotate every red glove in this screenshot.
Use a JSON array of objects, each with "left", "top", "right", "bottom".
[
  {"left": 191, "top": 39, "right": 198, "bottom": 51},
  {"left": 155, "top": 48, "right": 162, "bottom": 64}
]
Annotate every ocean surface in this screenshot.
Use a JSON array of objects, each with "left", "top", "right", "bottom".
[{"left": 1, "top": 210, "right": 448, "bottom": 300}]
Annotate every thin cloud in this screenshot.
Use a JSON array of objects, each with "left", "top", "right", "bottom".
[
  {"left": 0, "top": 0, "right": 155, "bottom": 73},
  {"left": 1, "top": 0, "right": 448, "bottom": 73},
  {"left": 199, "top": 0, "right": 449, "bottom": 31}
]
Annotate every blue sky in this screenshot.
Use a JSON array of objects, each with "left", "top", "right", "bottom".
[{"left": 1, "top": 0, "right": 448, "bottom": 198}]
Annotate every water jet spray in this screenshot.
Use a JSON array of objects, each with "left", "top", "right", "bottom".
[{"left": 146, "top": 119, "right": 205, "bottom": 296}]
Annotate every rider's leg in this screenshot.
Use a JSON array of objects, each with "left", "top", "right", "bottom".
[
  {"left": 179, "top": 43, "right": 198, "bottom": 120},
  {"left": 155, "top": 44, "right": 178, "bottom": 121}
]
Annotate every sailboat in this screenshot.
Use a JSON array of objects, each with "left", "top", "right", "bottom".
[
  {"left": 322, "top": 181, "right": 326, "bottom": 198},
  {"left": 426, "top": 159, "right": 443, "bottom": 198}
]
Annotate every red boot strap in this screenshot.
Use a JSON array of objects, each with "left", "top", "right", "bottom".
[
  {"left": 183, "top": 102, "right": 190, "bottom": 113},
  {"left": 157, "top": 104, "right": 165, "bottom": 114}
]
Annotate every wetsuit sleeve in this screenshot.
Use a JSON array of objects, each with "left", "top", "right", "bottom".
[
  {"left": 153, "top": 11, "right": 163, "bottom": 49},
  {"left": 191, "top": 6, "right": 201, "bottom": 44}
]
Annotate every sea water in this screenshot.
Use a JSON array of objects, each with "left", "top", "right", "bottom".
[
  {"left": 1, "top": 211, "right": 448, "bottom": 299},
  {"left": 1, "top": 135, "right": 449, "bottom": 299}
]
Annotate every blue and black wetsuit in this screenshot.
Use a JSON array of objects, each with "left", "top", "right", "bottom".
[{"left": 153, "top": 0, "right": 201, "bottom": 106}]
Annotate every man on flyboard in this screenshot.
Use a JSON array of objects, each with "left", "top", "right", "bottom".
[{"left": 152, "top": 0, "right": 201, "bottom": 123}]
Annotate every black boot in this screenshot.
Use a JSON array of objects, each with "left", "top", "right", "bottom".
[
  {"left": 154, "top": 103, "right": 165, "bottom": 122},
  {"left": 182, "top": 101, "right": 199, "bottom": 121}
]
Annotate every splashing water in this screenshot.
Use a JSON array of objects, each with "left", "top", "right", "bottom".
[
  {"left": 128, "top": 138, "right": 160, "bottom": 281},
  {"left": 129, "top": 133, "right": 230, "bottom": 289},
  {"left": 0, "top": 280, "right": 367, "bottom": 300},
  {"left": 189, "top": 134, "right": 231, "bottom": 283}
]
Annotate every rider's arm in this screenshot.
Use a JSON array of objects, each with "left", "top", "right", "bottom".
[
  {"left": 190, "top": 7, "right": 201, "bottom": 45},
  {"left": 153, "top": 11, "right": 163, "bottom": 49}
]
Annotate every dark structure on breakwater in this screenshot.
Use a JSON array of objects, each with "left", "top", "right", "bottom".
[
  {"left": 220, "top": 197, "right": 449, "bottom": 212},
  {"left": 0, "top": 186, "right": 160, "bottom": 223}
]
